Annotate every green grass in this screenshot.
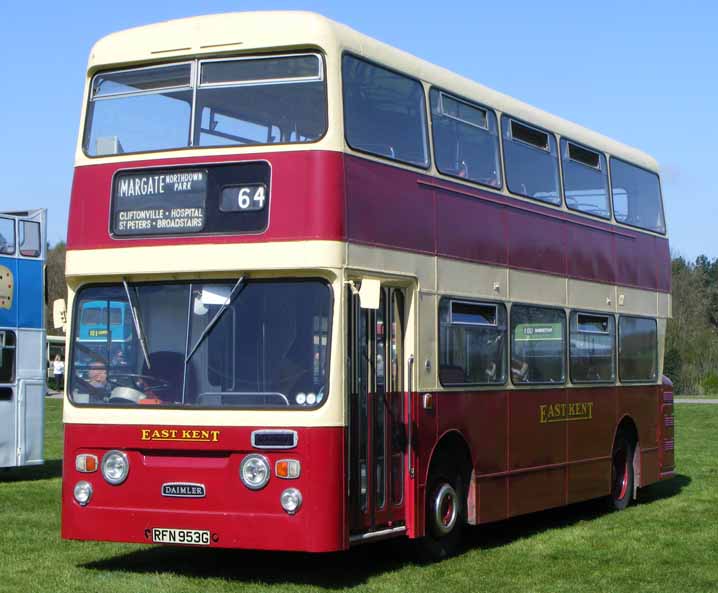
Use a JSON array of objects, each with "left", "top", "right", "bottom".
[{"left": 1, "top": 400, "right": 716, "bottom": 593}]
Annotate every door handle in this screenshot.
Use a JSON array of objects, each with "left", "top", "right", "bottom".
[{"left": 407, "top": 354, "right": 415, "bottom": 479}]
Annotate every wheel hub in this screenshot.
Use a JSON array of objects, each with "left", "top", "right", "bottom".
[{"left": 432, "top": 483, "right": 458, "bottom": 536}]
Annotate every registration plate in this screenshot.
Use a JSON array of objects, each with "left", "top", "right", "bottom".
[{"left": 152, "top": 527, "right": 211, "bottom": 546}]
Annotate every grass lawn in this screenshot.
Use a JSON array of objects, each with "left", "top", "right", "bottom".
[{"left": 0, "top": 400, "right": 716, "bottom": 593}]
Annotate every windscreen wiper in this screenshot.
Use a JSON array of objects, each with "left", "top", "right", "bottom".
[
  {"left": 123, "top": 279, "right": 151, "bottom": 370},
  {"left": 185, "top": 276, "right": 246, "bottom": 364}
]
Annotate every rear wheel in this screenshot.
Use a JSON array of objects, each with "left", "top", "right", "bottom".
[
  {"left": 417, "top": 452, "right": 468, "bottom": 561},
  {"left": 609, "top": 432, "right": 635, "bottom": 510}
]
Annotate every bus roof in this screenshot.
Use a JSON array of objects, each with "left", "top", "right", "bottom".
[{"left": 87, "top": 11, "right": 659, "bottom": 172}]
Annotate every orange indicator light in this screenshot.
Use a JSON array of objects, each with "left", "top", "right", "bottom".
[
  {"left": 75, "top": 454, "right": 99, "bottom": 473},
  {"left": 275, "top": 459, "right": 301, "bottom": 479}
]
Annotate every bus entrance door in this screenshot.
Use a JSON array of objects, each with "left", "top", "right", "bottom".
[{"left": 349, "top": 285, "right": 407, "bottom": 537}]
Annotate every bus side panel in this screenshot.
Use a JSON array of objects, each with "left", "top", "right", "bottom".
[
  {"left": 566, "top": 386, "right": 616, "bottom": 503},
  {"left": 617, "top": 385, "right": 660, "bottom": 486},
  {"left": 508, "top": 389, "right": 566, "bottom": 516},
  {"left": 566, "top": 224, "right": 615, "bottom": 286},
  {"left": 16, "top": 259, "right": 44, "bottom": 330},
  {"left": 433, "top": 390, "right": 509, "bottom": 524},
  {"left": 344, "top": 156, "right": 671, "bottom": 294},
  {"left": 0, "top": 256, "right": 18, "bottom": 327},
  {"left": 62, "top": 423, "right": 346, "bottom": 552},
  {"left": 345, "top": 157, "right": 435, "bottom": 255}
]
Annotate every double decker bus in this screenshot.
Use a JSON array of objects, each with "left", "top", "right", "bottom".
[
  {"left": 61, "top": 12, "right": 674, "bottom": 557},
  {"left": 0, "top": 209, "right": 46, "bottom": 468}
]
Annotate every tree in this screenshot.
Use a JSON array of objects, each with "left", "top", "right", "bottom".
[
  {"left": 665, "top": 254, "right": 718, "bottom": 394},
  {"left": 45, "top": 242, "right": 66, "bottom": 335}
]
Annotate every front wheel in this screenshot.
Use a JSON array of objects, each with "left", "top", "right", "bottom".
[
  {"left": 417, "top": 453, "right": 467, "bottom": 561},
  {"left": 609, "top": 432, "right": 635, "bottom": 510}
]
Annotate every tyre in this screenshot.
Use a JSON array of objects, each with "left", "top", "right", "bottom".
[
  {"left": 609, "top": 431, "right": 635, "bottom": 510},
  {"left": 417, "top": 451, "right": 468, "bottom": 561}
]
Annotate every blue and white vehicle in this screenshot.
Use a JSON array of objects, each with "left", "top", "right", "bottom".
[{"left": 0, "top": 209, "right": 46, "bottom": 468}]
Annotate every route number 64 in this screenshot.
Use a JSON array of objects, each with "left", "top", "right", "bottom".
[{"left": 220, "top": 184, "right": 267, "bottom": 212}]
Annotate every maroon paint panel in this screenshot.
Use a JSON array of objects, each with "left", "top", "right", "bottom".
[
  {"left": 435, "top": 190, "right": 508, "bottom": 265},
  {"left": 509, "top": 467, "right": 565, "bottom": 517},
  {"left": 509, "top": 389, "right": 566, "bottom": 471},
  {"left": 343, "top": 156, "right": 671, "bottom": 292},
  {"left": 344, "top": 157, "right": 436, "bottom": 254},
  {"left": 566, "top": 224, "right": 616, "bottom": 285},
  {"left": 420, "top": 385, "right": 664, "bottom": 528},
  {"left": 506, "top": 209, "right": 567, "bottom": 276},
  {"left": 614, "top": 233, "right": 658, "bottom": 291},
  {"left": 68, "top": 151, "right": 670, "bottom": 293},
  {"left": 616, "top": 385, "right": 659, "bottom": 450},
  {"left": 62, "top": 424, "right": 346, "bottom": 552},
  {"left": 566, "top": 387, "right": 616, "bottom": 462},
  {"left": 67, "top": 151, "right": 346, "bottom": 251},
  {"left": 567, "top": 460, "right": 608, "bottom": 504}
]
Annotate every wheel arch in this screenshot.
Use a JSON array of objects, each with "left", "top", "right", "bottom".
[
  {"left": 425, "top": 429, "right": 473, "bottom": 482},
  {"left": 424, "top": 429, "right": 474, "bottom": 526}
]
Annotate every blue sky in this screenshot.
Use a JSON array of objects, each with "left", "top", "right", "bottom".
[{"left": 1, "top": 0, "right": 715, "bottom": 259}]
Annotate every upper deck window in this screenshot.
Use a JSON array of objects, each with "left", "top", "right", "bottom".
[
  {"left": 611, "top": 159, "right": 665, "bottom": 234},
  {"left": 343, "top": 55, "right": 429, "bottom": 168},
  {"left": 502, "top": 117, "right": 561, "bottom": 205},
  {"left": 561, "top": 139, "right": 611, "bottom": 219},
  {"left": 86, "top": 64, "right": 193, "bottom": 156},
  {"left": 91, "top": 64, "right": 192, "bottom": 98},
  {"left": 430, "top": 89, "right": 501, "bottom": 188},
  {"left": 196, "top": 55, "right": 326, "bottom": 147},
  {"left": 0, "top": 218, "right": 15, "bottom": 255},
  {"left": 19, "top": 220, "right": 41, "bottom": 258},
  {"left": 84, "top": 54, "right": 327, "bottom": 157}
]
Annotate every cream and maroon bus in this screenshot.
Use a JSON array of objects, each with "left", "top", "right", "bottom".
[{"left": 61, "top": 11, "right": 674, "bottom": 558}]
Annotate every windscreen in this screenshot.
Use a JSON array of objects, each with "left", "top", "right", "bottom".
[
  {"left": 84, "top": 54, "right": 327, "bottom": 156},
  {"left": 68, "top": 279, "right": 332, "bottom": 409}
]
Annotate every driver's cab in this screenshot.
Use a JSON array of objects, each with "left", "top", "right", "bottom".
[{"left": 68, "top": 278, "right": 332, "bottom": 409}]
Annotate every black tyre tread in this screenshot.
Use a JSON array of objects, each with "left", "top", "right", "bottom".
[
  {"left": 609, "top": 430, "right": 635, "bottom": 511},
  {"left": 416, "top": 449, "right": 470, "bottom": 562}
]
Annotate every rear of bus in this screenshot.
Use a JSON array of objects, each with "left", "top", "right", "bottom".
[{"left": 61, "top": 13, "right": 350, "bottom": 552}]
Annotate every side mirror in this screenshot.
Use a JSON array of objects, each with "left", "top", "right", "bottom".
[
  {"left": 358, "top": 278, "right": 381, "bottom": 310},
  {"left": 53, "top": 299, "right": 67, "bottom": 332}
]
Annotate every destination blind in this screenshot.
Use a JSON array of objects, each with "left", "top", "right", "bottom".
[{"left": 112, "top": 170, "right": 208, "bottom": 236}]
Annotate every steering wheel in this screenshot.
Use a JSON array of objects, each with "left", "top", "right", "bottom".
[
  {"left": 108, "top": 386, "right": 146, "bottom": 405},
  {"left": 108, "top": 372, "right": 170, "bottom": 394}
]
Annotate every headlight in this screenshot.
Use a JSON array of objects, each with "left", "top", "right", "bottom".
[
  {"left": 101, "top": 450, "right": 129, "bottom": 485},
  {"left": 73, "top": 481, "right": 93, "bottom": 506},
  {"left": 240, "top": 454, "right": 270, "bottom": 490},
  {"left": 280, "top": 488, "right": 303, "bottom": 514}
]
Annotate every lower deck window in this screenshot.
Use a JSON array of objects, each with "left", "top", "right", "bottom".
[
  {"left": 618, "top": 316, "right": 657, "bottom": 382},
  {"left": 511, "top": 305, "right": 566, "bottom": 385},
  {"left": 439, "top": 299, "right": 507, "bottom": 386},
  {"left": 68, "top": 279, "right": 332, "bottom": 409},
  {"left": 0, "top": 330, "right": 16, "bottom": 383},
  {"left": 570, "top": 312, "right": 615, "bottom": 383}
]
